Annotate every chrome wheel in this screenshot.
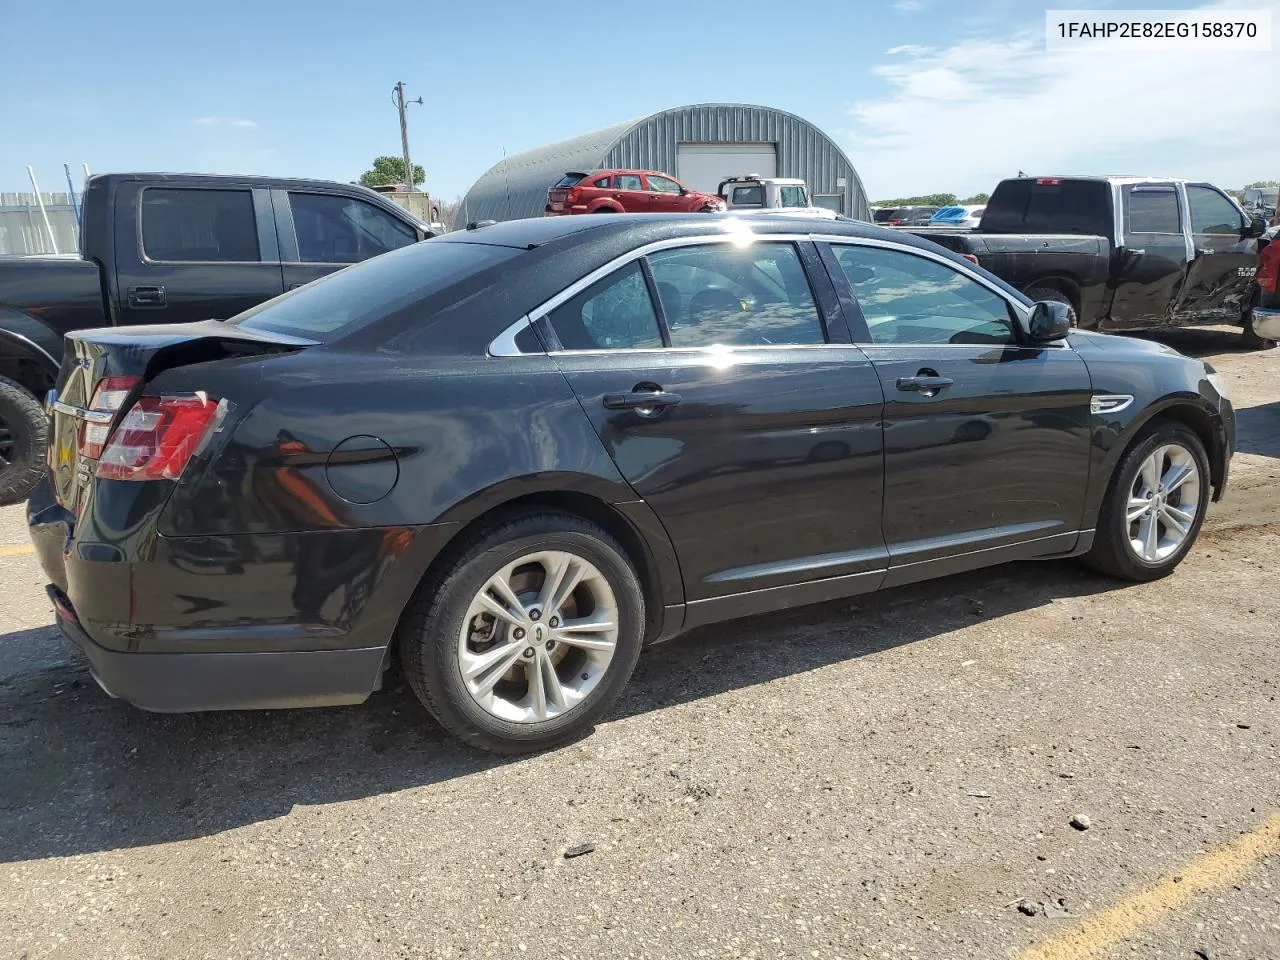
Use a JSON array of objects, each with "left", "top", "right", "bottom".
[
  {"left": 1125, "top": 443, "right": 1201, "bottom": 563},
  {"left": 457, "top": 550, "right": 618, "bottom": 724}
]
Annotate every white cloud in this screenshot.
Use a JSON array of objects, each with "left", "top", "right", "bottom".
[
  {"left": 193, "top": 116, "right": 258, "bottom": 129},
  {"left": 848, "top": 0, "right": 1280, "bottom": 199},
  {"left": 893, "top": 0, "right": 925, "bottom": 11}
]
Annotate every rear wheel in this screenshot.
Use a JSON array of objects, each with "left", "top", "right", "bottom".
[
  {"left": 0, "top": 375, "right": 47, "bottom": 507},
  {"left": 398, "top": 513, "right": 644, "bottom": 753},
  {"left": 1081, "top": 421, "right": 1210, "bottom": 581},
  {"left": 1024, "top": 286, "right": 1078, "bottom": 327}
]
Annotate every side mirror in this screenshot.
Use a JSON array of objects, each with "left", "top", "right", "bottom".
[
  {"left": 1028, "top": 300, "right": 1073, "bottom": 342},
  {"left": 1247, "top": 216, "right": 1267, "bottom": 239}
]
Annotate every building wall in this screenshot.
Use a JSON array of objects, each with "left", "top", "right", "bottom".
[
  {"left": 459, "top": 104, "right": 869, "bottom": 224},
  {"left": 0, "top": 193, "right": 80, "bottom": 256}
]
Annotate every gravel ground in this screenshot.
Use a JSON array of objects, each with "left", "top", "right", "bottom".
[{"left": 1, "top": 328, "right": 1277, "bottom": 960}]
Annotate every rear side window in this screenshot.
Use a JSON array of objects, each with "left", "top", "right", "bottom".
[
  {"left": 981, "top": 179, "right": 1110, "bottom": 235},
  {"left": 290, "top": 193, "right": 417, "bottom": 264},
  {"left": 141, "top": 188, "right": 259, "bottom": 262},
  {"left": 615, "top": 174, "right": 643, "bottom": 191},
  {"left": 1186, "top": 185, "right": 1244, "bottom": 236},
  {"left": 592, "top": 176, "right": 612, "bottom": 188},
  {"left": 554, "top": 174, "right": 587, "bottom": 187},
  {"left": 546, "top": 262, "right": 663, "bottom": 350},
  {"left": 647, "top": 242, "right": 825, "bottom": 347},
  {"left": 1124, "top": 185, "right": 1181, "bottom": 234},
  {"left": 778, "top": 186, "right": 807, "bottom": 208},
  {"left": 229, "top": 240, "right": 518, "bottom": 340},
  {"left": 731, "top": 185, "right": 765, "bottom": 207}
]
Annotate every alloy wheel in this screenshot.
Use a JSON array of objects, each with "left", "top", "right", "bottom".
[
  {"left": 1125, "top": 443, "right": 1201, "bottom": 563},
  {"left": 457, "top": 550, "right": 619, "bottom": 724}
]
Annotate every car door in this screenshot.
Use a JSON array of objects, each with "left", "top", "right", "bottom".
[
  {"left": 274, "top": 189, "right": 419, "bottom": 290},
  {"left": 611, "top": 173, "right": 647, "bottom": 213},
  {"left": 820, "top": 239, "right": 1093, "bottom": 586},
  {"left": 1104, "top": 182, "right": 1189, "bottom": 329},
  {"left": 1176, "top": 183, "right": 1258, "bottom": 322},
  {"left": 114, "top": 183, "right": 285, "bottom": 325},
  {"left": 539, "top": 237, "right": 888, "bottom": 620},
  {"left": 644, "top": 174, "right": 684, "bottom": 213}
]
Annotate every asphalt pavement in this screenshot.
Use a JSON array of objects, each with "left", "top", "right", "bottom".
[{"left": 1, "top": 327, "right": 1277, "bottom": 959}]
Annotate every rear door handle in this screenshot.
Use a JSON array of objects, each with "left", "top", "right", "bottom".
[
  {"left": 127, "top": 285, "right": 166, "bottom": 307},
  {"left": 602, "top": 390, "right": 683, "bottom": 411},
  {"left": 896, "top": 375, "right": 954, "bottom": 396}
]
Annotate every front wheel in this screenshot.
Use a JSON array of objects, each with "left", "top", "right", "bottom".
[
  {"left": 0, "top": 375, "right": 48, "bottom": 507},
  {"left": 398, "top": 513, "right": 645, "bottom": 753},
  {"left": 1081, "top": 421, "right": 1210, "bottom": 581}
]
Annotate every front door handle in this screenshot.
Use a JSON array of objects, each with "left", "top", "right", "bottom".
[
  {"left": 896, "top": 375, "right": 954, "bottom": 397},
  {"left": 1195, "top": 247, "right": 1216, "bottom": 256},
  {"left": 603, "top": 389, "right": 683, "bottom": 411},
  {"left": 127, "top": 285, "right": 166, "bottom": 308}
]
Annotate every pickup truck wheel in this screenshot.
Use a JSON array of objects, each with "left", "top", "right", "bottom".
[
  {"left": 1241, "top": 292, "right": 1276, "bottom": 349},
  {"left": 0, "top": 375, "right": 48, "bottom": 507},
  {"left": 397, "top": 512, "right": 645, "bottom": 754},
  {"left": 1024, "top": 287, "right": 1078, "bottom": 326},
  {"left": 1081, "top": 420, "right": 1210, "bottom": 582}
]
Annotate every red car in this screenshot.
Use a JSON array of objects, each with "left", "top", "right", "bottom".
[{"left": 545, "top": 169, "right": 724, "bottom": 215}]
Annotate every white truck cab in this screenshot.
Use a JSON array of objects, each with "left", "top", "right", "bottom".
[{"left": 716, "top": 176, "right": 838, "bottom": 219}]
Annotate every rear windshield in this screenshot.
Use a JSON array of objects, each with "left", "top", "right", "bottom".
[
  {"left": 229, "top": 240, "right": 519, "bottom": 340},
  {"left": 981, "top": 179, "right": 1110, "bottom": 235},
  {"left": 554, "top": 173, "right": 587, "bottom": 188},
  {"left": 873, "top": 209, "right": 899, "bottom": 222}
]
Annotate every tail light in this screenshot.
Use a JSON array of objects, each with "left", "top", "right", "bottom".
[
  {"left": 566, "top": 186, "right": 582, "bottom": 204},
  {"left": 97, "top": 393, "right": 228, "bottom": 482},
  {"left": 1036, "top": 177, "right": 1063, "bottom": 186},
  {"left": 80, "top": 375, "right": 142, "bottom": 459},
  {"left": 961, "top": 253, "right": 980, "bottom": 265}
]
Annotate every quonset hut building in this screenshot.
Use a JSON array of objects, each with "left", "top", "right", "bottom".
[{"left": 458, "top": 103, "right": 871, "bottom": 225}]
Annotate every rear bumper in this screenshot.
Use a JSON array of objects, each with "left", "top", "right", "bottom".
[
  {"left": 52, "top": 593, "right": 384, "bottom": 711},
  {"left": 1252, "top": 306, "right": 1280, "bottom": 339}
]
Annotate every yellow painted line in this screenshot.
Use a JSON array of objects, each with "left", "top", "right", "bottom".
[
  {"left": 0, "top": 543, "right": 34, "bottom": 557},
  {"left": 1019, "top": 811, "right": 1280, "bottom": 960}
]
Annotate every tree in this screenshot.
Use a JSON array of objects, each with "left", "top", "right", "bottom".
[
  {"left": 1244, "top": 180, "right": 1279, "bottom": 188},
  {"left": 359, "top": 156, "right": 425, "bottom": 191},
  {"left": 961, "top": 192, "right": 990, "bottom": 204},
  {"left": 871, "top": 193, "right": 957, "bottom": 207}
]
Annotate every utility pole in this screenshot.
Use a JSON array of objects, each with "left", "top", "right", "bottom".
[{"left": 393, "top": 81, "right": 423, "bottom": 193}]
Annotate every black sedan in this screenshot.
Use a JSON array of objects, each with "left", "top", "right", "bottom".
[{"left": 27, "top": 214, "right": 1235, "bottom": 752}]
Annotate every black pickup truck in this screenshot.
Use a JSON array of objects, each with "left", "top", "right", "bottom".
[
  {"left": 909, "top": 176, "right": 1271, "bottom": 347},
  {"left": 0, "top": 172, "right": 431, "bottom": 504}
]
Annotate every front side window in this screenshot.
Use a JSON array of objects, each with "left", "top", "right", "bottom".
[
  {"left": 731, "top": 185, "right": 764, "bottom": 207},
  {"left": 615, "top": 174, "right": 643, "bottom": 191},
  {"left": 1125, "top": 185, "right": 1181, "bottom": 234},
  {"left": 646, "top": 175, "right": 682, "bottom": 194},
  {"left": 546, "top": 262, "right": 663, "bottom": 350},
  {"left": 1186, "top": 185, "right": 1244, "bottom": 236},
  {"left": 778, "top": 185, "right": 808, "bottom": 208},
  {"left": 289, "top": 193, "right": 417, "bottom": 264},
  {"left": 830, "top": 244, "right": 1016, "bottom": 346},
  {"left": 141, "top": 188, "right": 259, "bottom": 262},
  {"left": 647, "top": 242, "right": 825, "bottom": 347}
]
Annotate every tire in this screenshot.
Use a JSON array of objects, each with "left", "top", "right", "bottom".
[
  {"left": 1081, "top": 420, "right": 1211, "bottom": 582},
  {"left": 397, "top": 512, "right": 645, "bottom": 753},
  {"left": 0, "top": 375, "right": 47, "bottom": 507},
  {"left": 1024, "top": 286, "right": 1078, "bottom": 327},
  {"left": 1241, "top": 290, "right": 1276, "bottom": 350}
]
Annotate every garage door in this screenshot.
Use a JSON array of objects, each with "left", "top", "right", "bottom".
[{"left": 676, "top": 143, "right": 778, "bottom": 194}]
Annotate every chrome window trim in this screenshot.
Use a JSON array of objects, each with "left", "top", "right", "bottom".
[
  {"left": 548, "top": 343, "right": 866, "bottom": 358},
  {"left": 488, "top": 316, "right": 535, "bottom": 357}
]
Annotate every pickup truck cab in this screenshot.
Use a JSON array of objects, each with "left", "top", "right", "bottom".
[
  {"left": 717, "top": 176, "right": 838, "bottom": 219},
  {"left": 909, "top": 176, "right": 1270, "bottom": 347},
  {"left": 0, "top": 172, "right": 431, "bottom": 504}
]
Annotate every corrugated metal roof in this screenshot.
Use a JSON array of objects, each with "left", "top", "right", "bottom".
[{"left": 458, "top": 103, "right": 869, "bottom": 225}]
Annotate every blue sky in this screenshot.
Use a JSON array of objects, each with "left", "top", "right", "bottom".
[{"left": 3, "top": 0, "right": 1276, "bottom": 202}]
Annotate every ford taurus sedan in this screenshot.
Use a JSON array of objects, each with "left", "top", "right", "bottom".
[{"left": 27, "top": 214, "right": 1235, "bottom": 753}]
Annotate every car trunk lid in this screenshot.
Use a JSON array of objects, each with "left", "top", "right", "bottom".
[{"left": 48, "top": 320, "right": 314, "bottom": 512}]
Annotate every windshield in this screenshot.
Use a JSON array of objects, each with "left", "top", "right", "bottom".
[{"left": 229, "top": 240, "right": 519, "bottom": 340}]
